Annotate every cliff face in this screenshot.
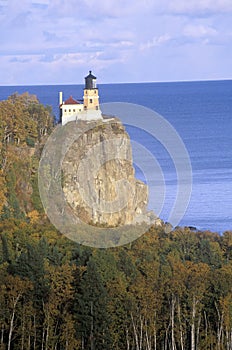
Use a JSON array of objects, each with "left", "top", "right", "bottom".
[{"left": 62, "top": 119, "right": 159, "bottom": 227}]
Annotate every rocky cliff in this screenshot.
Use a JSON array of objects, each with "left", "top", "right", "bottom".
[{"left": 62, "top": 118, "right": 160, "bottom": 228}]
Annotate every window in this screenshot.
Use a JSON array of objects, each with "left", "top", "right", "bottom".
[
  {"left": 73, "top": 109, "right": 75, "bottom": 112},
  {"left": 69, "top": 109, "right": 71, "bottom": 112},
  {"left": 94, "top": 90, "right": 96, "bottom": 94},
  {"left": 64, "top": 109, "right": 67, "bottom": 112},
  {"left": 90, "top": 99, "right": 93, "bottom": 103}
]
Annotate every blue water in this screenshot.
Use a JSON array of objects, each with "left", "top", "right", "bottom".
[{"left": 0, "top": 80, "right": 231, "bottom": 233}]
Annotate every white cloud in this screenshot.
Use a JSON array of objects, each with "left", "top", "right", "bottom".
[
  {"left": 0, "top": 0, "right": 7, "bottom": 7},
  {"left": 47, "top": 0, "right": 155, "bottom": 19},
  {"left": 0, "top": 0, "right": 232, "bottom": 84},
  {"left": 32, "top": 0, "right": 49, "bottom": 4},
  {"left": 183, "top": 24, "right": 217, "bottom": 38},
  {"left": 140, "top": 34, "right": 171, "bottom": 50},
  {"left": 2, "top": 0, "right": 31, "bottom": 18},
  {"left": 111, "top": 40, "right": 134, "bottom": 48},
  {"left": 168, "top": 0, "right": 232, "bottom": 15}
]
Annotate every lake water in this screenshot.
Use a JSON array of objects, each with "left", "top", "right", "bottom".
[{"left": 0, "top": 80, "right": 231, "bottom": 233}]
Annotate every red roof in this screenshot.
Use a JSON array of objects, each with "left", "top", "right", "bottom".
[{"left": 63, "top": 96, "right": 80, "bottom": 105}]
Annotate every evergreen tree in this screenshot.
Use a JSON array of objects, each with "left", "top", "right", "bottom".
[{"left": 74, "top": 257, "right": 112, "bottom": 349}]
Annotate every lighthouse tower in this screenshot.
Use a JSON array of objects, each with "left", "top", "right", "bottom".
[
  {"left": 83, "top": 71, "right": 102, "bottom": 120},
  {"left": 84, "top": 71, "right": 99, "bottom": 110}
]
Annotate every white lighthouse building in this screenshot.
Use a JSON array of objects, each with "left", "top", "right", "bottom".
[{"left": 59, "top": 71, "right": 103, "bottom": 125}]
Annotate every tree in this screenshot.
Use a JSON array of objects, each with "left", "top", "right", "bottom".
[
  {"left": 74, "top": 257, "right": 112, "bottom": 349},
  {"left": 1, "top": 274, "right": 32, "bottom": 350},
  {"left": 42, "top": 263, "right": 77, "bottom": 349},
  {"left": 0, "top": 170, "right": 7, "bottom": 214},
  {"left": 185, "top": 261, "right": 210, "bottom": 350}
]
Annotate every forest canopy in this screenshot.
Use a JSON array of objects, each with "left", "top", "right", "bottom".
[{"left": 0, "top": 92, "right": 54, "bottom": 218}]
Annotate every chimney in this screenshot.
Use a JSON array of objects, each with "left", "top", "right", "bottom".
[{"left": 59, "top": 91, "right": 63, "bottom": 105}]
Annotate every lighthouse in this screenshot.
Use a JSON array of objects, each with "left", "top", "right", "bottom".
[
  {"left": 59, "top": 71, "right": 103, "bottom": 125},
  {"left": 83, "top": 71, "right": 100, "bottom": 111}
]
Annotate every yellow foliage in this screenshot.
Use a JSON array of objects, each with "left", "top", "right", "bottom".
[
  {"left": 27, "top": 209, "right": 40, "bottom": 223},
  {"left": 0, "top": 170, "right": 7, "bottom": 214}
]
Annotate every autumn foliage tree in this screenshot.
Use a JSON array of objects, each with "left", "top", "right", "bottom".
[{"left": 0, "top": 93, "right": 54, "bottom": 221}]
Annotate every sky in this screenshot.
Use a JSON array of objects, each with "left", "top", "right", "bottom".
[{"left": 1, "top": 0, "right": 232, "bottom": 85}]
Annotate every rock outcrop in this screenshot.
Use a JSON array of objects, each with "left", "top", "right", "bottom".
[{"left": 62, "top": 118, "right": 160, "bottom": 228}]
